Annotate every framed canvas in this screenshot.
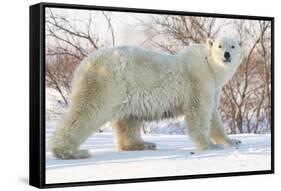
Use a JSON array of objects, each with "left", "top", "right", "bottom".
[{"left": 29, "top": 2, "right": 274, "bottom": 188}]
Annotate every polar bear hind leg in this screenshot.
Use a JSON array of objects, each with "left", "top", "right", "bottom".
[
  {"left": 113, "top": 118, "right": 156, "bottom": 151},
  {"left": 49, "top": 75, "right": 108, "bottom": 159},
  {"left": 49, "top": 108, "right": 100, "bottom": 159}
]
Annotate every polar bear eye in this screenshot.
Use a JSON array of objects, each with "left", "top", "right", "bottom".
[
  {"left": 231, "top": 45, "right": 235, "bottom": 49},
  {"left": 218, "top": 45, "right": 222, "bottom": 48}
]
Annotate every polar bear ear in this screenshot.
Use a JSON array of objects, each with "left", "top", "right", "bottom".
[{"left": 207, "top": 38, "right": 214, "bottom": 48}]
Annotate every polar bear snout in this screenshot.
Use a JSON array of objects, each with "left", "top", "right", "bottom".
[{"left": 223, "top": 51, "right": 231, "bottom": 62}]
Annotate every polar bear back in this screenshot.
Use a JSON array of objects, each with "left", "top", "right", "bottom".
[{"left": 77, "top": 45, "right": 209, "bottom": 87}]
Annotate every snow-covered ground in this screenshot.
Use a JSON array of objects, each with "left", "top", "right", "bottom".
[
  {"left": 45, "top": 88, "right": 271, "bottom": 184},
  {"left": 45, "top": 125, "right": 271, "bottom": 184}
]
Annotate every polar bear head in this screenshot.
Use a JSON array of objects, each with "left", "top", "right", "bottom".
[{"left": 207, "top": 37, "right": 243, "bottom": 68}]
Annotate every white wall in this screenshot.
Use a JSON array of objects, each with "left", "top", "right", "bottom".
[{"left": 0, "top": 0, "right": 279, "bottom": 190}]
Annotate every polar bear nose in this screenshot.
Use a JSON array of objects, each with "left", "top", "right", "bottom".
[{"left": 224, "top": 52, "right": 231, "bottom": 59}]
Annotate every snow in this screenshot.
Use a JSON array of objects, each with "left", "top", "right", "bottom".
[{"left": 45, "top": 125, "right": 271, "bottom": 184}]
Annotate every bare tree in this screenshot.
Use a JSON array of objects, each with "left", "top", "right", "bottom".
[
  {"left": 140, "top": 15, "right": 223, "bottom": 53},
  {"left": 45, "top": 8, "right": 116, "bottom": 107},
  {"left": 46, "top": 53, "right": 78, "bottom": 105},
  {"left": 220, "top": 20, "right": 271, "bottom": 134},
  {"left": 102, "top": 12, "right": 116, "bottom": 46},
  {"left": 46, "top": 8, "right": 101, "bottom": 59}
]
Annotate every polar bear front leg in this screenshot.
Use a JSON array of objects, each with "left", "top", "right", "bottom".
[
  {"left": 113, "top": 118, "right": 156, "bottom": 151},
  {"left": 210, "top": 91, "right": 241, "bottom": 148},
  {"left": 184, "top": 98, "right": 220, "bottom": 150},
  {"left": 211, "top": 109, "right": 241, "bottom": 148}
]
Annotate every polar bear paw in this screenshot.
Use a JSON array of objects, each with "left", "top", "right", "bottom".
[
  {"left": 200, "top": 143, "right": 224, "bottom": 150},
  {"left": 119, "top": 141, "right": 157, "bottom": 151},
  {"left": 208, "top": 143, "right": 224, "bottom": 150},
  {"left": 131, "top": 141, "right": 157, "bottom": 150},
  {"left": 226, "top": 139, "right": 242, "bottom": 148},
  {"left": 142, "top": 142, "right": 157, "bottom": 150},
  {"left": 52, "top": 149, "right": 91, "bottom": 159}
]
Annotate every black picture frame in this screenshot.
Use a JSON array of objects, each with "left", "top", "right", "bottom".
[{"left": 29, "top": 2, "right": 275, "bottom": 189}]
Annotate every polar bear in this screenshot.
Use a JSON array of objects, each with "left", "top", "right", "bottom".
[{"left": 49, "top": 37, "right": 243, "bottom": 159}]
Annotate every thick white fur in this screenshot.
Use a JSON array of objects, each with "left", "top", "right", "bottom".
[{"left": 49, "top": 37, "right": 243, "bottom": 159}]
